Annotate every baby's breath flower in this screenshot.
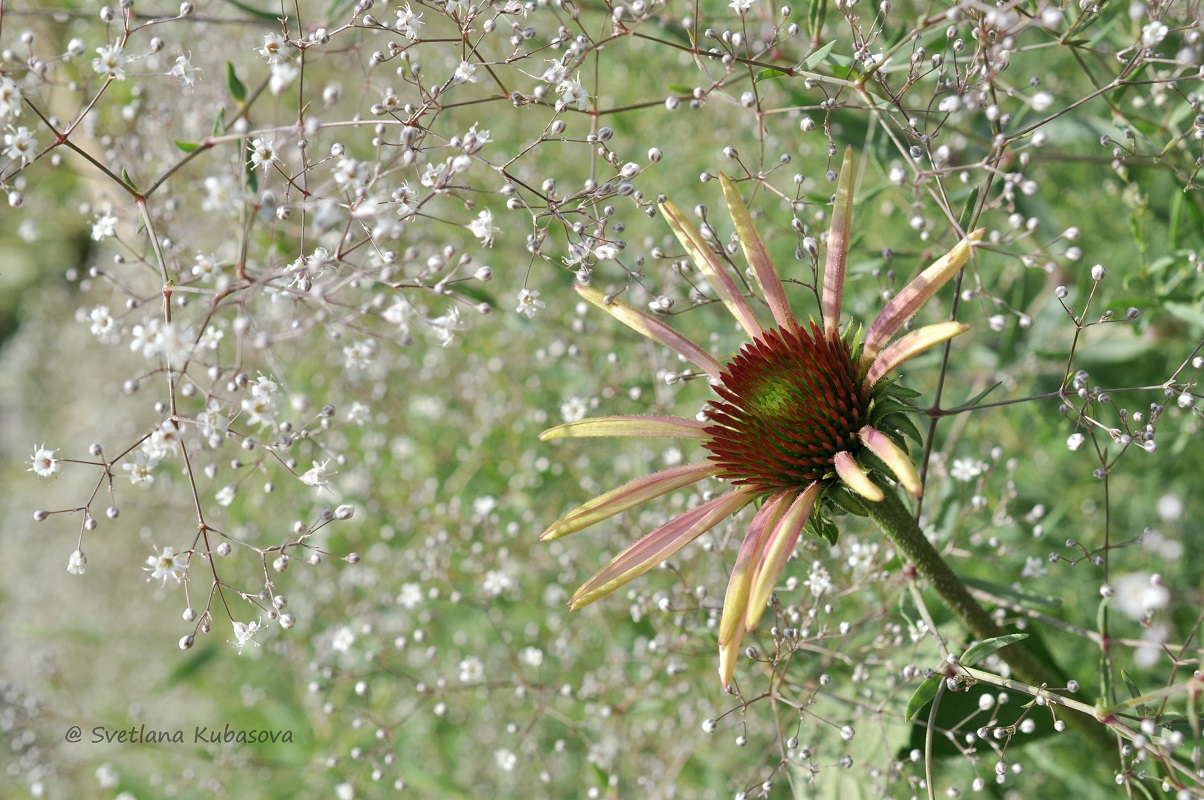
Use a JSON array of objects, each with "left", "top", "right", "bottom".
[
  {"left": 91, "top": 213, "right": 118, "bottom": 241},
  {"left": 29, "top": 444, "right": 60, "bottom": 477},
  {"left": 256, "top": 32, "right": 290, "bottom": 64},
  {"left": 67, "top": 549, "right": 87, "bottom": 576},
  {"left": 515, "top": 288, "right": 545, "bottom": 319},
  {"left": 170, "top": 53, "right": 199, "bottom": 88},
  {"left": 467, "top": 209, "right": 499, "bottom": 246},
  {"left": 92, "top": 43, "right": 128, "bottom": 79},
  {"left": 1067, "top": 432, "right": 1086, "bottom": 451},
  {"left": 3, "top": 125, "right": 36, "bottom": 164},
  {"left": 123, "top": 450, "right": 158, "bottom": 485},
  {"left": 453, "top": 60, "right": 478, "bottom": 84},
  {"left": 231, "top": 619, "right": 264, "bottom": 653},
  {"left": 144, "top": 545, "right": 187, "bottom": 585},
  {"left": 0, "top": 76, "right": 23, "bottom": 119},
  {"left": 248, "top": 137, "right": 278, "bottom": 171},
  {"left": 459, "top": 656, "right": 485, "bottom": 683},
  {"left": 300, "top": 458, "right": 333, "bottom": 489}
]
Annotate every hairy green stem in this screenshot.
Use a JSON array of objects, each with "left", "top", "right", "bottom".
[{"left": 865, "top": 488, "right": 1118, "bottom": 758}]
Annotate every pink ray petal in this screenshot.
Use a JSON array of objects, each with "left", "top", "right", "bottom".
[
  {"left": 744, "top": 483, "right": 820, "bottom": 631},
  {"left": 862, "top": 321, "right": 969, "bottom": 392},
  {"left": 659, "top": 199, "right": 764, "bottom": 339},
  {"left": 541, "top": 415, "right": 710, "bottom": 441},
  {"left": 576, "top": 284, "right": 724, "bottom": 380},
  {"left": 568, "top": 486, "right": 758, "bottom": 609},
  {"left": 542, "top": 461, "right": 723, "bottom": 542},
  {"left": 822, "top": 146, "right": 856, "bottom": 339},
  {"left": 719, "top": 175, "right": 795, "bottom": 330},
  {"left": 861, "top": 229, "right": 985, "bottom": 368},
  {"left": 858, "top": 425, "right": 922, "bottom": 496},
  {"left": 834, "top": 450, "right": 885, "bottom": 502},
  {"left": 718, "top": 492, "right": 791, "bottom": 648}
]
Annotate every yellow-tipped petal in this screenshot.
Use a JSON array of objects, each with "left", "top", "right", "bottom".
[
  {"left": 862, "top": 321, "right": 969, "bottom": 392},
  {"left": 822, "top": 147, "right": 856, "bottom": 339},
  {"left": 541, "top": 415, "right": 709, "bottom": 441},
  {"left": 719, "top": 174, "right": 795, "bottom": 330},
  {"left": 718, "top": 492, "right": 790, "bottom": 648},
  {"left": 745, "top": 483, "right": 820, "bottom": 632},
  {"left": 858, "top": 426, "right": 922, "bottom": 496},
  {"left": 659, "top": 199, "right": 764, "bottom": 339},
  {"left": 576, "top": 284, "right": 725, "bottom": 381},
  {"left": 718, "top": 626, "right": 745, "bottom": 689},
  {"left": 833, "top": 451, "right": 885, "bottom": 502},
  {"left": 861, "top": 229, "right": 984, "bottom": 369},
  {"left": 541, "top": 462, "right": 722, "bottom": 542},
  {"left": 568, "top": 487, "right": 757, "bottom": 609}
]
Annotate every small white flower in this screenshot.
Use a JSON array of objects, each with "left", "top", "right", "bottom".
[
  {"left": 231, "top": 619, "right": 264, "bottom": 653},
  {"left": 396, "top": 583, "right": 423, "bottom": 609},
  {"left": 331, "top": 626, "right": 356, "bottom": 652},
  {"left": 1141, "top": 21, "right": 1168, "bottom": 47},
  {"left": 494, "top": 748, "right": 517, "bottom": 772},
  {"left": 459, "top": 656, "right": 484, "bottom": 683},
  {"left": 515, "top": 288, "right": 545, "bottom": 319},
  {"left": 729, "top": 0, "right": 754, "bottom": 12},
  {"left": 467, "top": 209, "right": 499, "bottom": 246},
  {"left": 395, "top": 3, "right": 424, "bottom": 38},
  {"left": 3, "top": 125, "right": 36, "bottom": 165},
  {"left": 804, "top": 561, "right": 831, "bottom": 598},
  {"left": 1021, "top": 555, "right": 1047, "bottom": 579},
  {"left": 91, "top": 213, "right": 119, "bottom": 241},
  {"left": 216, "top": 485, "right": 237, "bottom": 506},
  {"left": 1066, "top": 432, "right": 1086, "bottom": 451},
  {"left": 950, "top": 458, "right": 987, "bottom": 482},
  {"left": 520, "top": 646, "right": 544, "bottom": 667},
  {"left": 0, "top": 76, "right": 23, "bottom": 120},
  {"left": 555, "top": 74, "right": 590, "bottom": 111},
  {"left": 248, "top": 137, "right": 278, "bottom": 171},
  {"left": 300, "top": 458, "right": 333, "bottom": 489},
  {"left": 257, "top": 32, "right": 291, "bottom": 64},
  {"left": 170, "top": 53, "right": 200, "bottom": 88},
  {"left": 67, "top": 549, "right": 87, "bottom": 576},
  {"left": 483, "top": 569, "right": 513, "bottom": 596},
  {"left": 453, "top": 60, "right": 477, "bottom": 85},
  {"left": 346, "top": 402, "right": 371, "bottom": 426},
  {"left": 202, "top": 174, "right": 243, "bottom": 216},
  {"left": 92, "top": 43, "right": 128, "bottom": 79},
  {"left": 29, "top": 444, "right": 60, "bottom": 477},
  {"left": 123, "top": 450, "right": 158, "bottom": 485},
  {"left": 144, "top": 545, "right": 187, "bottom": 585},
  {"left": 1111, "top": 572, "right": 1170, "bottom": 621},
  {"left": 560, "top": 396, "right": 588, "bottom": 423},
  {"left": 269, "top": 60, "right": 299, "bottom": 96}
]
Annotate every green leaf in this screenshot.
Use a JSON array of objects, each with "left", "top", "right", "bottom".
[
  {"left": 756, "top": 66, "right": 793, "bottom": 81},
  {"left": 802, "top": 40, "right": 836, "bottom": 71},
  {"left": 905, "top": 675, "right": 942, "bottom": 720},
  {"left": 960, "top": 577, "right": 1063, "bottom": 609},
  {"left": 1165, "top": 301, "right": 1204, "bottom": 329},
  {"left": 957, "top": 186, "right": 980, "bottom": 231},
  {"left": 807, "top": 0, "right": 827, "bottom": 40},
  {"left": 226, "top": 62, "right": 247, "bottom": 102},
  {"left": 213, "top": 106, "right": 227, "bottom": 137},
  {"left": 174, "top": 140, "right": 201, "bottom": 153},
  {"left": 121, "top": 168, "right": 139, "bottom": 193},
  {"left": 959, "top": 381, "right": 1003, "bottom": 409},
  {"left": 1121, "top": 670, "right": 1152, "bottom": 717},
  {"left": 960, "top": 633, "right": 1027, "bottom": 667}
]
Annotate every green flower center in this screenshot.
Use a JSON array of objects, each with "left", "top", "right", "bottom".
[{"left": 703, "top": 322, "right": 868, "bottom": 493}]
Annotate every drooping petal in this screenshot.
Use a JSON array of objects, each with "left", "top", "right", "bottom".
[
  {"left": 718, "top": 492, "right": 791, "bottom": 648},
  {"left": 862, "top": 321, "right": 970, "bottom": 392},
  {"left": 719, "top": 175, "right": 794, "bottom": 330},
  {"left": 542, "top": 462, "right": 723, "bottom": 542},
  {"left": 576, "top": 284, "right": 724, "bottom": 380},
  {"left": 858, "top": 425, "right": 922, "bottom": 496},
  {"left": 822, "top": 146, "right": 856, "bottom": 339},
  {"left": 745, "top": 482, "right": 820, "bottom": 631},
  {"left": 568, "top": 486, "right": 758, "bottom": 609},
  {"left": 861, "top": 229, "right": 985, "bottom": 369},
  {"left": 659, "top": 199, "right": 763, "bottom": 339},
  {"left": 718, "top": 627, "right": 745, "bottom": 689},
  {"left": 833, "top": 451, "right": 885, "bottom": 502},
  {"left": 541, "top": 415, "right": 710, "bottom": 441}
]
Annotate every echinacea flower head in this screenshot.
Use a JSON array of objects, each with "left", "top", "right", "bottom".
[{"left": 541, "top": 147, "right": 983, "bottom": 687}]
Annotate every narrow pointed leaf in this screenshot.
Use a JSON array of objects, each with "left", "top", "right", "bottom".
[
  {"left": 542, "top": 462, "right": 722, "bottom": 542},
  {"left": 834, "top": 451, "right": 885, "bottom": 502},
  {"left": 226, "top": 61, "right": 247, "bottom": 102},
  {"left": 568, "top": 487, "right": 757, "bottom": 608},
  {"left": 745, "top": 483, "right": 820, "bottom": 631},
  {"left": 822, "top": 146, "right": 855, "bottom": 338},
  {"left": 719, "top": 492, "right": 790, "bottom": 647},
  {"left": 905, "top": 675, "right": 943, "bottom": 720},
  {"left": 861, "top": 229, "right": 984, "bottom": 367},
  {"left": 576, "top": 285, "right": 724, "bottom": 380},
  {"left": 719, "top": 175, "right": 794, "bottom": 329},
  {"left": 541, "top": 415, "right": 709, "bottom": 441},
  {"left": 960, "top": 381, "right": 1004, "bottom": 409},
  {"left": 960, "top": 633, "right": 1028, "bottom": 667},
  {"left": 863, "top": 321, "right": 970, "bottom": 390},
  {"left": 660, "top": 199, "right": 763, "bottom": 339},
  {"left": 859, "top": 425, "right": 922, "bottom": 496}
]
